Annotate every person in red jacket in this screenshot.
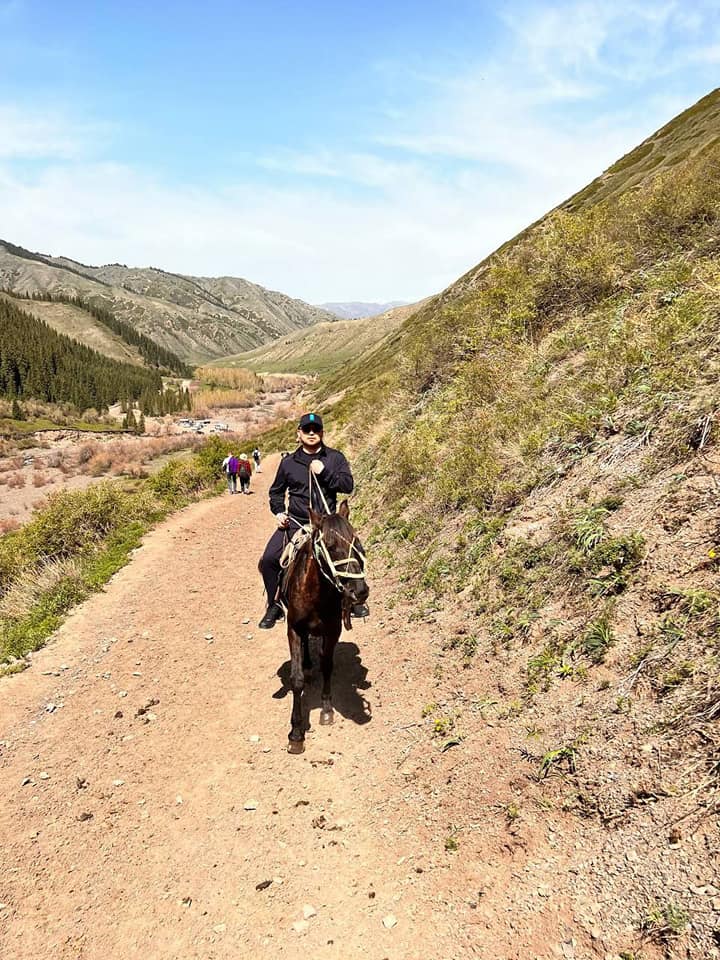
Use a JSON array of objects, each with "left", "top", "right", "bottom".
[{"left": 237, "top": 454, "right": 252, "bottom": 494}]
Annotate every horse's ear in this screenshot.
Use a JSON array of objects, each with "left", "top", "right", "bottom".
[
  {"left": 309, "top": 508, "right": 322, "bottom": 529},
  {"left": 338, "top": 499, "right": 350, "bottom": 519}
]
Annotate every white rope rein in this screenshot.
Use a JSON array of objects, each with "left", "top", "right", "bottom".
[{"left": 308, "top": 465, "right": 366, "bottom": 590}]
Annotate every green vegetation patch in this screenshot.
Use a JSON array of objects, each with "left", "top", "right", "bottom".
[{"left": 0, "top": 438, "right": 229, "bottom": 669}]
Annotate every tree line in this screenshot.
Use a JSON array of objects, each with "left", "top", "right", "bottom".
[
  {"left": 10, "top": 289, "right": 192, "bottom": 377},
  {"left": 0, "top": 297, "right": 164, "bottom": 412}
]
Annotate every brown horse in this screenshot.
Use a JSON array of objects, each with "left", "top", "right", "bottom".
[{"left": 281, "top": 500, "right": 369, "bottom": 752}]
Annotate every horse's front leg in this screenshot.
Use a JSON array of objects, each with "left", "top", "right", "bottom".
[
  {"left": 319, "top": 623, "right": 341, "bottom": 726},
  {"left": 302, "top": 633, "right": 313, "bottom": 679},
  {"left": 288, "top": 624, "right": 306, "bottom": 752}
]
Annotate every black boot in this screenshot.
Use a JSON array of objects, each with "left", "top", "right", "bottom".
[
  {"left": 258, "top": 603, "right": 284, "bottom": 629},
  {"left": 351, "top": 603, "right": 370, "bottom": 619}
]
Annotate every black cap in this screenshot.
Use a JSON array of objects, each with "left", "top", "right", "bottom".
[{"left": 298, "top": 412, "right": 323, "bottom": 430}]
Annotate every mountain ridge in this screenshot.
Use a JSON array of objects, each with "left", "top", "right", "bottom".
[{"left": 0, "top": 241, "right": 337, "bottom": 364}]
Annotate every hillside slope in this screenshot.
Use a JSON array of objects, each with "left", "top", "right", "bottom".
[
  {"left": 0, "top": 292, "right": 144, "bottom": 367},
  {"left": 215, "top": 300, "right": 426, "bottom": 376},
  {"left": 253, "top": 89, "right": 720, "bottom": 956},
  {"left": 0, "top": 242, "right": 337, "bottom": 364},
  {"left": 0, "top": 297, "right": 163, "bottom": 411}
]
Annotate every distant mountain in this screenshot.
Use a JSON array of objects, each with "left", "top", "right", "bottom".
[
  {"left": 0, "top": 240, "right": 337, "bottom": 364},
  {"left": 318, "top": 301, "right": 409, "bottom": 320}
]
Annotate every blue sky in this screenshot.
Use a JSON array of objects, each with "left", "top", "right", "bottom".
[{"left": 1, "top": 1, "right": 719, "bottom": 302}]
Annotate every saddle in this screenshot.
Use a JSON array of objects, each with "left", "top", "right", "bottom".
[
  {"left": 276, "top": 525, "right": 311, "bottom": 610},
  {"left": 280, "top": 525, "right": 311, "bottom": 570}
]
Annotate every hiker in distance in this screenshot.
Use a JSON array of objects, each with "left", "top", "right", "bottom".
[
  {"left": 238, "top": 453, "right": 253, "bottom": 494},
  {"left": 258, "top": 412, "right": 370, "bottom": 628},
  {"left": 252, "top": 447, "right": 262, "bottom": 473},
  {"left": 222, "top": 452, "right": 240, "bottom": 494}
]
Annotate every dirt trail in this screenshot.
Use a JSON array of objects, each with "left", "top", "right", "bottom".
[
  {"left": 1, "top": 456, "right": 606, "bottom": 960},
  {"left": 0, "top": 458, "right": 479, "bottom": 960}
]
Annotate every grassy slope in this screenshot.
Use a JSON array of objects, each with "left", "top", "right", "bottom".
[
  {"left": 0, "top": 292, "right": 144, "bottom": 366},
  {"left": 211, "top": 300, "right": 425, "bottom": 376},
  {"left": 565, "top": 87, "right": 720, "bottom": 211},
  {"left": 0, "top": 417, "right": 126, "bottom": 435},
  {"left": 242, "top": 90, "right": 720, "bottom": 953}
]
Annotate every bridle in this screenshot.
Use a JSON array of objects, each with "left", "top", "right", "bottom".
[
  {"left": 313, "top": 526, "right": 367, "bottom": 594},
  {"left": 306, "top": 464, "right": 366, "bottom": 593}
]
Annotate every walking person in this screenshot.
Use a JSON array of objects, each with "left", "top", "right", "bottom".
[
  {"left": 252, "top": 447, "right": 262, "bottom": 473},
  {"left": 257, "top": 412, "right": 369, "bottom": 628},
  {"left": 222, "top": 452, "right": 239, "bottom": 494},
  {"left": 238, "top": 453, "right": 253, "bottom": 494}
]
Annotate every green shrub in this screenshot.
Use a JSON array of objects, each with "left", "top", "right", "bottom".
[
  {"left": 573, "top": 506, "right": 610, "bottom": 552},
  {"left": 149, "top": 459, "right": 216, "bottom": 500}
]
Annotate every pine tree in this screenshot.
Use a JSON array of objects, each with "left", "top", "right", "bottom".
[
  {"left": 0, "top": 298, "right": 165, "bottom": 412},
  {"left": 11, "top": 398, "right": 25, "bottom": 420}
]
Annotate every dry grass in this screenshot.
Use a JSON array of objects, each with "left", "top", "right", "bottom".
[
  {"left": 0, "top": 556, "right": 84, "bottom": 621},
  {"left": 0, "top": 397, "right": 114, "bottom": 426},
  {"left": 192, "top": 366, "right": 265, "bottom": 411},
  {"left": 70, "top": 435, "right": 203, "bottom": 479},
  {"left": 263, "top": 373, "right": 311, "bottom": 392},
  {"left": 195, "top": 366, "right": 263, "bottom": 391},
  {"left": 6, "top": 472, "right": 25, "bottom": 489},
  {"left": 192, "top": 388, "right": 259, "bottom": 410},
  {"left": 44, "top": 449, "right": 67, "bottom": 470}
]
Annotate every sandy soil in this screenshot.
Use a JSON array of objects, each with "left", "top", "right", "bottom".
[{"left": 0, "top": 460, "right": 464, "bottom": 959}]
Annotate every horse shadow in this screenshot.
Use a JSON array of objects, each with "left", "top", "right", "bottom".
[{"left": 273, "top": 640, "right": 372, "bottom": 727}]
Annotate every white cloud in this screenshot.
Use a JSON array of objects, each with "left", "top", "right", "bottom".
[
  {"left": 0, "top": 158, "right": 545, "bottom": 302},
  {"left": 1, "top": 1, "right": 719, "bottom": 303},
  {"left": 0, "top": 103, "right": 109, "bottom": 159}
]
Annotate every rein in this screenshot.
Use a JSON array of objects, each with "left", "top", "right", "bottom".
[
  {"left": 313, "top": 528, "right": 366, "bottom": 593},
  {"left": 308, "top": 464, "right": 366, "bottom": 593}
]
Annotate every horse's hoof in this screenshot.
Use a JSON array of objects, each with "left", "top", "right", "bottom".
[
  {"left": 287, "top": 739, "right": 305, "bottom": 754},
  {"left": 319, "top": 709, "right": 334, "bottom": 726}
]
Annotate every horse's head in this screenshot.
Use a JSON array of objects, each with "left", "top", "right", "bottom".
[{"left": 309, "top": 500, "right": 369, "bottom": 607}]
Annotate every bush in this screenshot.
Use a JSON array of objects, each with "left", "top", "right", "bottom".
[
  {"left": 0, "top": 484, "right": 162, "bottom": 593},
  {"left": 148, "top": 459, "right": 216, "bottom": 500}
]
